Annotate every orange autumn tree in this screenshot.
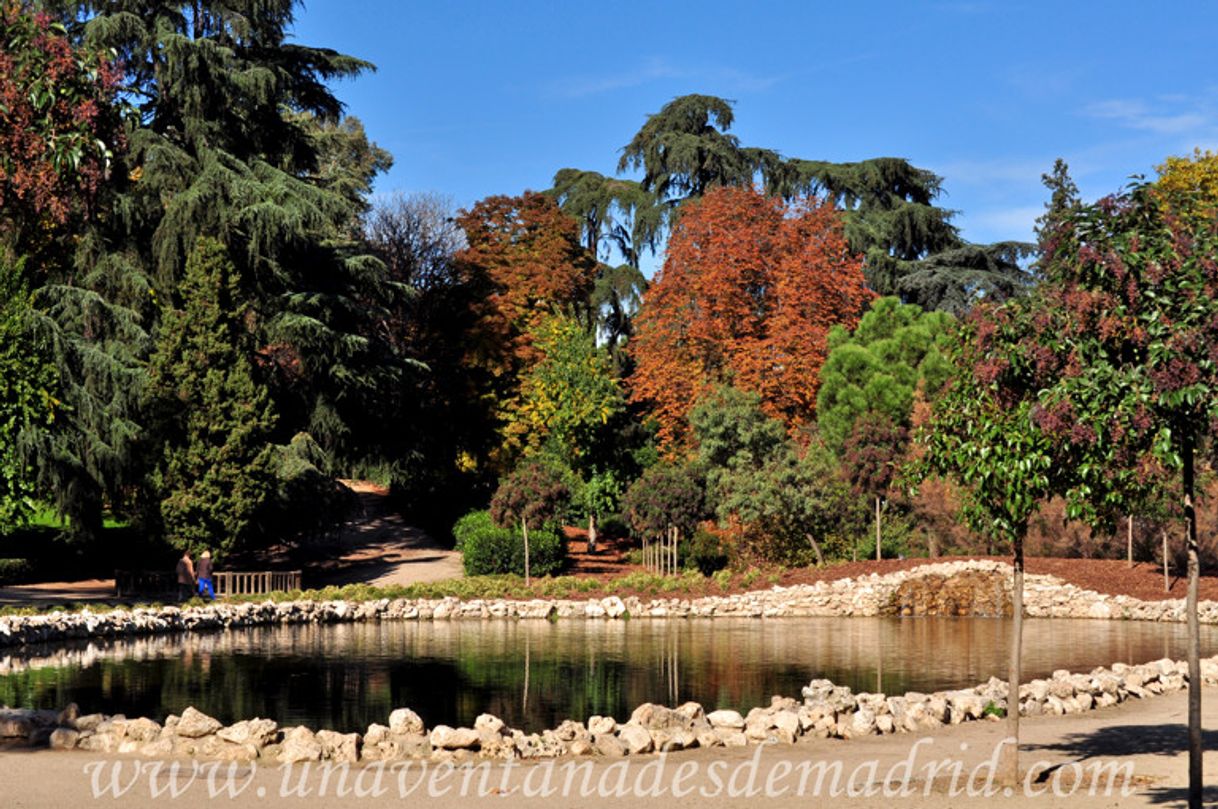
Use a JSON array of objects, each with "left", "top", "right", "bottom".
[
  {"left": 630, "top": 186, "right": 872, "bottom": 445},
  {"left": 455, "top": 191, "right": 599, "bottom": 382},
  {"left": 454, "top": 192, "right": 600, "bottom": 468}
]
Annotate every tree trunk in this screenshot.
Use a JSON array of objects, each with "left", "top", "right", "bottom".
[
  {"left": 1183, "top": 435, "right": 1202, "bottom": 809},
  {"left": 805, "top": 534, "right": 825, "bottom": 567},
  {"left": 521, "top": 518, "right": 531, "bottom": 586},
  {"left": 671, "top": 526, "right": 678, "bottom": 574},
  {"left": 875, "top": 495, "right": 882, "bottom": 561},
  {"left": 1127, "top": 515, "right": 1133, "bottom": 568},
  {"left": 1163, "top": 529, "right": 1170, "bottom": 594},
  {"left": 1001, "top": 536, "right": 1025, "bottom": 787},
  {"left": 588, "top": 513, "right": 598, "bottom": 555}
]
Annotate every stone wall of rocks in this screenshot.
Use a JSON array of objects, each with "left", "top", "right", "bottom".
[
  {"left": 2, "top": 562, "right": 1217, "bottom": 653},
  {"left": 4, "top": 653, "right": 1217, "bottom": 762}
]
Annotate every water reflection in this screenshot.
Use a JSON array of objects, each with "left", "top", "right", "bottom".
[{"left": 0, "top": 617, "right": 1213, "bottom": 733}]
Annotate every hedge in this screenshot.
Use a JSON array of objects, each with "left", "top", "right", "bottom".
[
  {"left": 454, "top": 510, "right": 565, "bottom": 577},
  {"left": 0, "top": 558, "right": 32, "bottom": 585}
]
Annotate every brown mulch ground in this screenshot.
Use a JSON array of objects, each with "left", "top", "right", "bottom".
[
  {"left": 560, "top": 532, "right": 1218, "bottom": 602},
  {"left": 771, "top": 556, "right": 1218, "bottom": 602}
]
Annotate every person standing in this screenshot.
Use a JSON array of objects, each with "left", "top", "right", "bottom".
[
  {"left": 175, "top": 549, "right": 196, "bottom": 601},
  {"left": 196, "top": 550, "right": 216, "bottom": 601}
]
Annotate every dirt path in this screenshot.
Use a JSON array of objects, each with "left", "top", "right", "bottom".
[
  {"left": 0, "top": 579, "right": 115, "bottom": 606},
  {"left": 0, "top": 688, "right": 1213, "bottom": 807},
  {"left": 289, "top": 480, "right": 463, "bottom": 588},
  {"left": 0, "top": 482, "right": 462, "bottom": 605}
]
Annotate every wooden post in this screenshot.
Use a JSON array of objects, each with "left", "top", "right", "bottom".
[
  {"left": 1127, "top": 515, "right": 1134, "bottom": 568},
  {"left": 875, "top": 495, "right": 882, "bottom": 561},
  {"left": 1163, "top": 530, "right": 1170, "bottom": 594},
  {"left": 521, "top": 518, "right": 531, "bottom": 586}
]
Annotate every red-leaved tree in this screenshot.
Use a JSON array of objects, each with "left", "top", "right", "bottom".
[
  {"left": 0, "top": 4, "right": 121, "bottom": 265},
  {"left": 629, "top": 186, "right": 872, "bottom": 445}
]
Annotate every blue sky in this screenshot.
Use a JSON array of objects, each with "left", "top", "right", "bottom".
[{"left": 292, "top": 1, "right": 1218, "bottom": 251}]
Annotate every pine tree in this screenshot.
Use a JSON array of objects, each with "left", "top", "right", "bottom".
[
  {"left": 0, "top": 256, "right": 56, "bottom": 532},
  {"left": 615, "top": 95, "right": 1031, "bottom": 313},
  {"left": 148, "top": 238, "right": 275, "bottom": 552},
  {"left": 28, "top": 1, "right": 398, "bottom": 533}
]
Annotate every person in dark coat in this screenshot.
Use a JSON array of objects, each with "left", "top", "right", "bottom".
[
  {"left": 175, "top": 549, "right": 196, "bottom": 601},
  {"left": 196, "top": 550, "right": 215, "bottom": 601}
]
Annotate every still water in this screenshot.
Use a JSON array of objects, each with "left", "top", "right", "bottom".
[{"left": 2, "top": 617, "right": 1214, "bottom": 733}]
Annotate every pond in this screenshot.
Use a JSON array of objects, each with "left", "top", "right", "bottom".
[{"left": 1, "top": 617, "right": 1215, "bottom": 733}]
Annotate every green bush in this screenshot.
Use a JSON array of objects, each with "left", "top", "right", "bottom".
[
  {"left": 452, "top": 509, "right": 495, "bottom": 552},
  {"left": 455, "top": 510, "right": 565, "bottom": 577},
  {"left": 596, "top": 515, "right": 630, "bottom": 540},
  {"left": 684, "top": 528, "right": 729, "bottom": 576},
  {"left": 0, "top": 558, "right": 32, "bottom": 585}
]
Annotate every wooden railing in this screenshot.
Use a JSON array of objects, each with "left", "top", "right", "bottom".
[
  {"left": 114, "top": 570, "right": 174, "bottom": 598},
  {"left": 213, "top": 570, "right": 302, "bottom": 597},
  {"left": 115, "top": 569, "right": 302, "bottom": 599}
]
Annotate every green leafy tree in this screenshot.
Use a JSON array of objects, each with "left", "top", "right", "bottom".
[
  {"left": 716, "top": 441, "right": 864, "bottom": 566},
  {"left": 0, "top": 257, "right": 56, "bottom": 531},
  {"left": 841, "top": 412, "right": 908, "bottom": 560},
  {"left": 621, "top": 462, "right": 707, "bottom": 542},
  {"left": 501, "top": 314, "right": 625, "bottom": 467},
  {"left": 914, "top": 302, "right": 1057, "bottom": 788},
  {"left": 148, "top": 239, "right": 276, "bottom": 553},
  {"left": 689, "top": 385, "right": 787, "bottom": 490},
  {"left": 817, "top": 296, "right": 953, "bottom": 453},
  {"left": 1016, "top": 178, "right": 1218, "bottom": 808},
  {"left": 579, "top": 469, "right": 622, "bottom": 554},
  {"left": 914, "top": 175, "right": 1218, "bottom": 796},
  {"left": 490, "top": 460, "right": 572, "bottom": 583},
  {"left": 0, "top": 5, "right": 126, "bottom": 537}
]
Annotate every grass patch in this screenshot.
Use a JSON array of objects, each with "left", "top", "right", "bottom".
[{"left": 0, "top": 564, "right": 800, "bottom": 618}]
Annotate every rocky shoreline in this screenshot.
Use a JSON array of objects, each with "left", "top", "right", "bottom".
[
  {"left": 2, "top": 561, "right": 1217, "bottom": 763},
  {"left": 3, "top": 653, "right": 1217, "bottom": 763},
  {"left": 2, "top": 561, "right": 1217, "bottom": 651}
]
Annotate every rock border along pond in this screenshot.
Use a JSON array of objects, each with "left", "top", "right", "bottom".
[{"left": 1, "top": 560, "right": 1217, "bottom": 762}]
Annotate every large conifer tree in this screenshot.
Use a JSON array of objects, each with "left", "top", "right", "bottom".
[
  {"left": 148, "top": 238, "right": 275, "bottom": 552},
  {"left": 28, "top": 1, "right": 399, "bottom": 535},
  {"left": 606, "top": 95, "right": 1032, "bottom": 314}
]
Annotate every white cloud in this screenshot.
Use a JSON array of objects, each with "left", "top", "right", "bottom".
[
  {"left": 1083, "top": 98, "right": 1210, "bottom": 136},
  {"left": 966, "top": 205, "right": 1044, "bottom": 236},
  {"left": 932, "top": 157, "right": 1055, "bottom": 188},
  {"left": 545, "top": 57, "right": 786, "bottom": 99}
]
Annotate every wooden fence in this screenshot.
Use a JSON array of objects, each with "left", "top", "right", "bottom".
[
  {"left": 115, "top": 569, "right": 302, "bottom": 599},
  {"left": 213, "top": 570, "right": 302, "bottom": 597}
]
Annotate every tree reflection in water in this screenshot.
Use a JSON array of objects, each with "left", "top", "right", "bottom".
[{"left": 0, "top": 617, "right": 1214, "bottom": 733}]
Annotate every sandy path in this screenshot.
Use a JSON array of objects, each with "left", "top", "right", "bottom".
[
  {"left": 0, "top": 579, "right": 116, "bottom": 606},
  {"left": 295, "top": 481, "right": 463, "bottom": 588},
  {"left": 0, "top": 689, "right": 1213, "bottom": 808}
]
